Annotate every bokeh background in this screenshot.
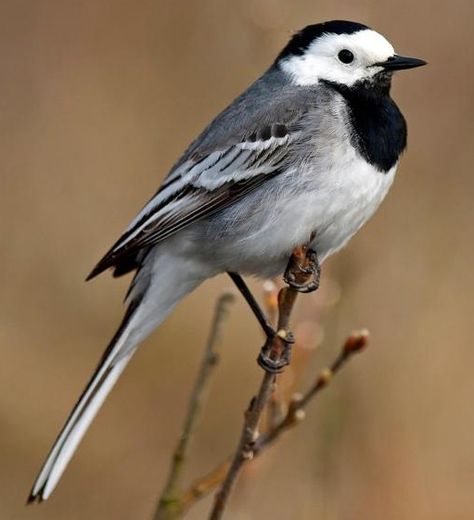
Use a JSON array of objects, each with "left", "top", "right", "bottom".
[{"left": 1, "top": 1, "right": 473, "bottom": 519}]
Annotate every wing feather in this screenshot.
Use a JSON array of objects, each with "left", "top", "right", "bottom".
[{"left": 87, "top": 123, "right": 302, "bottom": 280}]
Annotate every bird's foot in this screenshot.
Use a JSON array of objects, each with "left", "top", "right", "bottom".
[
  {"left": 257, "top": 329, "right": 295, "bottom": 374},
  {"left": 283, "top": 248, "right": 321, "bottom": 293}
]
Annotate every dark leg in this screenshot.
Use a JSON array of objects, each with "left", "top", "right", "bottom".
[
  {"left": 228, "top": 272, "right": 291, "bottom": 374},
  {"left": 283, "top": 248, "right": 321, "bottom": 293},
  {"left": 227, "top": 272, "right": 275, "bottom": 338}
]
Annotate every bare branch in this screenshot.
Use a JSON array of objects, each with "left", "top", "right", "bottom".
[
  {"left": 151, "top": 247, "right": 369, "bottom": 519},
  {"left": 152, "top": 291, "right": 236, "bottom": 520},
  {"left": 179, "top": 329, "right": 369, "bottom": 515},
  {"left": 181, "top": 459, "right": 231, "bottom": 512},
  {"left": 253, "top": 329, "right": 369, "bottom": 454},
  {"left": 208, "top": 246, "right": 319, "bottom": 520}
]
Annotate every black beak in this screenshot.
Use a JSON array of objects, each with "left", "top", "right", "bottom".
[{"left": 375, "top": 54, "right": 427, "bottom": 71}]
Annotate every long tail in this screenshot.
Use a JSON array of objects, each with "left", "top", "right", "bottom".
[{"left": 28, "top": 247, "right": 210, "bottom": 502}]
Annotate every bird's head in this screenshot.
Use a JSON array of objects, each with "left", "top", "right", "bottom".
[{"left": 276, "top": 21, "right": 426, "bottom": 90}]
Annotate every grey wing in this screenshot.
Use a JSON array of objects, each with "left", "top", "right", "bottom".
[
  {"left": 87, "top": 74, "right": 319, "bottom": 280},
  {"left": 87, "top": 128, "right": 294, "bottom": 279}
]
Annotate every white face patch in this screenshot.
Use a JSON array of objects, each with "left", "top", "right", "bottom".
[{"left": 280, "top": 29, "right": 395, "bottom": 86}]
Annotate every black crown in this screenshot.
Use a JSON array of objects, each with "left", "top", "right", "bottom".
[{"left": 276, "top": 20, "right": 370, "bottom": 63}]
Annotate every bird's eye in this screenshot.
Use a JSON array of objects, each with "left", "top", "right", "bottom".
[{"left": 338, "top": 49, "right": 354, "bottom": 64}]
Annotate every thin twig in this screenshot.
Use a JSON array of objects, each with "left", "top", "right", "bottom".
[
  {"left": 262, "top": 279, "right": 283, "bottom": 431},
  {"left": 179, "top": 329, "right": 369, "bottom": 515},
  {"left": 253, "top": 329, "right": 369, "bottom": 454},
  {"left": 208, "top": 246, "right": 316, "bottom": 520},
  {"left": 181, "top": 459, "right": 231, "bottom": 512},
  {"left": 152, "top": 291, "right": 236, "bottom": 520}
]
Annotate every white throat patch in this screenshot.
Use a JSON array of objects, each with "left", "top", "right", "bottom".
[{"left": 280, "top": 29, "right": 395, "bottom": 86}]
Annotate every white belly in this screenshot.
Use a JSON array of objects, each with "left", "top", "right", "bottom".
[
  {"left": 308, "top": 159, "right": 397, "bottom": 260},
  {"left": 189, "top": 145, "right": 397, "bottom": 278}
]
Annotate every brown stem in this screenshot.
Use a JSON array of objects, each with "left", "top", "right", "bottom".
[
  {"left": 208, "top": 246, "right": 316, "bottom": 520},
  {"left": 181, "top": 459, "right": 231, "bottom": 512},
  {"left": 152, "top": 292, "right": 236, "bottom": 520},
  {"left": 254, "top": 329, "right": 369, "bottom": 454},
  {"left": 180, "top": 329, "right": 369, "bottom": 515}
]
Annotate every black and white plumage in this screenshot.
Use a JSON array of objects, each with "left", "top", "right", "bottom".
[{"left": 28, "top": 20, "right": 425, "bottom": 502}]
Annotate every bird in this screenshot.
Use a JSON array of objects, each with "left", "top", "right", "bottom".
[{"left": 28, "top": 20, "right": 426, "bottom": 502}]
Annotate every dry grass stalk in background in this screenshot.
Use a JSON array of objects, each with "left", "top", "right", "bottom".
[{"left": 153, "top": 292, "right": 236, "bottom": 520}]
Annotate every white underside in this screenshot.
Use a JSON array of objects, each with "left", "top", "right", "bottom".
[{"left": 213, "top": 167, "right": 395, "bottom": 277}]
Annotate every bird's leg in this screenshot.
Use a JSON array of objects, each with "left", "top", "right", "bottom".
[
  {"left": 227, "top": 272, "right": 294, "bottom": 374},
  {"left": 283, "top": 247, "right": 321, "bottom": 293},
  {"left": 227, "top": 272, "right": 276, "bottom": 339}
]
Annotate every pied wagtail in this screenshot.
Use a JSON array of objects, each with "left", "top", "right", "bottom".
[{"left": 28, "top": 20, "right": 426, "bottom": 502}]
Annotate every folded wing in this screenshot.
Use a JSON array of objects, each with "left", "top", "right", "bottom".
[{"left": 87, "top": 124, "right": 298, "bottom": 280}]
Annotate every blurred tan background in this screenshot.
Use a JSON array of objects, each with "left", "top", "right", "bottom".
[{"left": 1, "top": 0, "right": 473, "bottom": 519}]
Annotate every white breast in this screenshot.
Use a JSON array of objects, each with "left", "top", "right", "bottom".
[
  {"left": 248, "top": 157, "right": 395, "bottom": 262},
  {"left": 307, "top": 157, "right": 397, "bottom": 260},
  {"left": 196, "top": 154, "right": 396, "bottom": 278}
]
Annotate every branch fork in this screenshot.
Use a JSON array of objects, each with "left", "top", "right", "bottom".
[
  {"left": 153, "top": 245, "right": 370, "bottom": 520},
  {"left": 209, "top": 246, "right": 321, "bottom": 519}
]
